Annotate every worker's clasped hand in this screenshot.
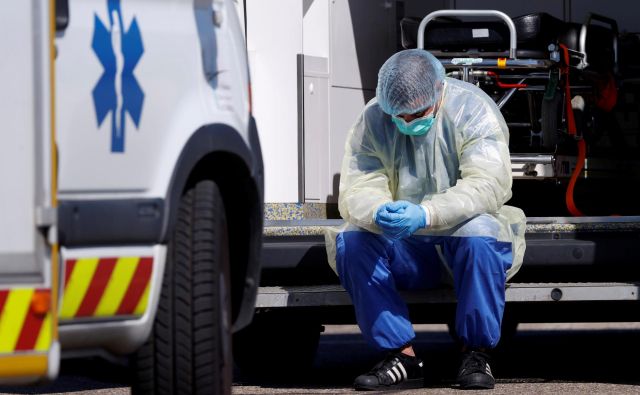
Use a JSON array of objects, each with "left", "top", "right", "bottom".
[{"left": 374, "top": 201, "right": 427, "bottom": 240}]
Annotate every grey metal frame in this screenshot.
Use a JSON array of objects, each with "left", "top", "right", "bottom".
[
  {"left": 256, "top": 283, "right": 640, "bottom": 308},
  {"left": 578, "top": 12, "right": 618, "bottom": 71},
  {"left": 417, "top": 9, "right": 518, "bottom": 59}
]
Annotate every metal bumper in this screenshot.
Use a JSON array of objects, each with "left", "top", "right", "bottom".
[{"left": 256, "top": 282, "right": 640, "bottom": 308}]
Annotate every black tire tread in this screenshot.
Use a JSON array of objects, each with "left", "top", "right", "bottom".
[{"left": 132, "top": 180, "right": 231, "bottom": 395}]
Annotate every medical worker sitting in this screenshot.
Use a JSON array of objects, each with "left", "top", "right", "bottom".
[{"left": 323, "top": 49, "right": 527, "bottom": 391}]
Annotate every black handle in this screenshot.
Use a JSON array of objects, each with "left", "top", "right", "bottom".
[{"left": 55, "top": 0, "right": 69, "bottom": 32}]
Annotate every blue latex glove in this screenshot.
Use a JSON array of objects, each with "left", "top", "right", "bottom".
[{"left": 374, "top": 201, "right": 427, "bottom": 239}]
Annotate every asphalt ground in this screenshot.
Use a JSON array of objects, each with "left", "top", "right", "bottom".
[
  {"left": 233, "top": 323, "right": 640, "bottom": 394},
  {"left": 1, "top": 323, "right": 639, "bottom": 394}
]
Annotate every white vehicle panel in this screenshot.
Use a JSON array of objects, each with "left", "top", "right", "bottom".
[
  {"left": 0, "top": 1, "right": 51, "bottom": 275},
  {"left": 57, "top": 0, "right": 202, "bottom": 194},
  {"left": 246, "top": 0, "right": 302, "bottom": 202},
  {"left": 57, "top": 0, "right": 250, "bottom": 200},
  {"left": 56, "top": 0, "right": 205, "bottom": 195}
]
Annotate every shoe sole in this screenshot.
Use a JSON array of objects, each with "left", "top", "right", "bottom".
[
  {"left": 458, "top": 373, "right": 495, "bottom": 390},
  {"left": 354, "top": 378, "right": 424, "bottom": 391}
]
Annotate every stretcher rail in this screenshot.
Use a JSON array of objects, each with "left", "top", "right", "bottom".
[{"left": 417, "top": 10, "right": 518, "bottom": 58}]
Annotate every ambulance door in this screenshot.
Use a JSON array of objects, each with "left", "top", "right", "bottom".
[{"left": 0, "top": 0, "right": 60, "bottom": 383}]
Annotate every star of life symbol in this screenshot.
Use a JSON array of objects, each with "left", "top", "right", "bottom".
[{"left": 92, "top": 0, "right": 144, "bottom": 153}]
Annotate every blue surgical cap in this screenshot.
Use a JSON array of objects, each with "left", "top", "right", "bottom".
[{"left": 376, "top": 49, "right": 446, "bottom": 116}]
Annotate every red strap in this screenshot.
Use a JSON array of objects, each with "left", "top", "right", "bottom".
[
  {"left": 565, "top": 139, "right": 586, "bottom": 216},
  {"left": 486, "top": 71, "right": 528, "bottom": 89},
  {"left": 595, "top": 73, "right": 618, "bottom": 112},
  {"left": 558, "top": 44, "right": 584, "bottom": 216}
]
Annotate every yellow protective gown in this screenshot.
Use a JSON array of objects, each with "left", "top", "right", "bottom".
[{"left": 324, "top": 77, "right": 526, "bottom": 280}]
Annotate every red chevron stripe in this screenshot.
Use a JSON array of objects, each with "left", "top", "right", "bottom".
[
  {"left": 75, "top": 258, "right": 117, "bottom": 317},
  {"left": 0, "top": 290, "right": 8, "bottom": 314},
  {"left": 117, "top": 257, "right": 153, "bottom": 315},
  {"left": 14, "top": 290, "right": 48, "bottom": 351},
  {"left": 64, "top": 259, "right": 76, "bottom": 289}
]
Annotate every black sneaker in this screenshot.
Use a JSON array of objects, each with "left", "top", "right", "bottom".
[
  {"left": 457, "top": 350, "right": 495, "bottom": 389},
  {"left": 354, "top": 352, "right": 424, "bottom": 391}
]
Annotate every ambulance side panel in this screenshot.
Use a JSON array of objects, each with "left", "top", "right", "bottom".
[
  {"left": 0, "top": 0, "right": 53, "bottom": 283},
  {"left": 54, "top": 0, "right": 262, "bottom": 353},
  {"left": 0, "top": 0, "right": 60, "bottom": 383}
]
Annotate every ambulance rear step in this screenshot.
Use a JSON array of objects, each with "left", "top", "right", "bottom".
[{"left": 256, "top": 282, "right": 640, "bottom": 308}]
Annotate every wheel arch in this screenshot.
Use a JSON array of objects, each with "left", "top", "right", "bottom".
[{"left": 163, "top": 119, "right": 263, "bottom": 331}]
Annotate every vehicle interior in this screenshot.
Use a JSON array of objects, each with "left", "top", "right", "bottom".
[{"left": 400, "top": 10, "right": 640, "bottom": 216}]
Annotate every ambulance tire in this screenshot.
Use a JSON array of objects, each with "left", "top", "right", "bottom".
[{"left": 132, "top": 180, "right": 232, "bottom": 395}]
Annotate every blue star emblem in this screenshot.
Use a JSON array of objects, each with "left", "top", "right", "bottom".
[{"left": 92, "top": 0, "right": 144, "bottom": 153}]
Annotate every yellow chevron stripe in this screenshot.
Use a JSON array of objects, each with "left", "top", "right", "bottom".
[
  {"left": 0, "top": 354, "right": 48, "bottom": 378},
  {"left": 34, "top": 313, "right": 51, "bottom": 352},
  {"left": 0, "top": 289, "right": 33, "bottom": 353},
  {"left": 94, "top": 257, "right": 138, "bottom": 317},
  {"left": 60, "top": 258, "right": 100, "bottom": 319},
  {"left": 133, "top": 282, "right": 151, "bottom": 316}
]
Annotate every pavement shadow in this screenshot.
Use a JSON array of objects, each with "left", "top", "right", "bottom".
[
  {"left": 233, "top": 325, "right": 640, "bottom": 390},
  {"left": 0, "top": 357, "right": 130, "bottom": 394}
]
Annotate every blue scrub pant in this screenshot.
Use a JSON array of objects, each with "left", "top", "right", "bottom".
[{"left": 336, "top": 221, "right": 512, "bottom": 350}]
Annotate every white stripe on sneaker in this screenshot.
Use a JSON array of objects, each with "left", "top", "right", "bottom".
[
  {"left": 397, "top": 363, "right": 408, "bottom": 380},
  {"left": 392, "top": 366, "right": 403, "bottom": 381},
  {"left": 387, "top": 369, "right": 398, "bottom": 383}
]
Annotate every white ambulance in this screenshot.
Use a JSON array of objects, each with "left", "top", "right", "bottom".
[{"left": 0, "top": 0, "right": 263, "bottom": 393}]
